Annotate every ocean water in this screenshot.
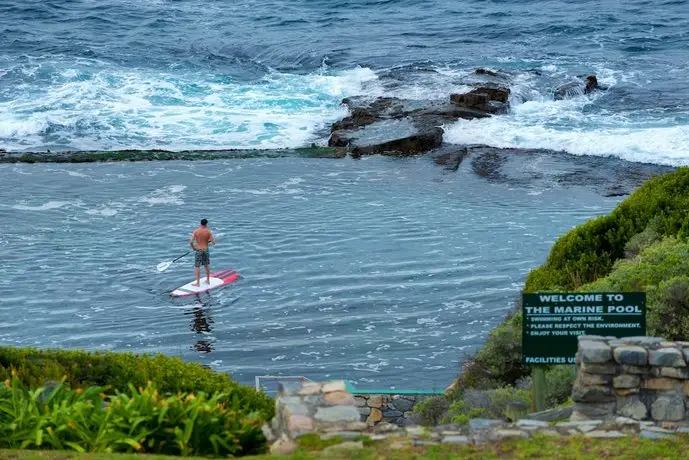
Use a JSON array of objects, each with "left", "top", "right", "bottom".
[
  {"left": 0, "top": 0, "right": 685, "bottom": 390},
  {"left": 1, "top": 0, "right": 689, "bottom": 164},
  {"left": 0, "top": 157, "right": 622, "bottom": 388}
]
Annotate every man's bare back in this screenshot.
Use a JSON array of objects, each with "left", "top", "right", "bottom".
[{"left": 192, "top": 227, "right": 213, "bottom": 250}]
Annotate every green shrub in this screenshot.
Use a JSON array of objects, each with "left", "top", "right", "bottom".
[
  {"left": 525, "top": 167, "right": 689, "bottom": 292},
  {"left": 411, "top": 395, "right": 450, "bottom": 426},
  {"left": 579, "top": 237, "right": 689, "bottom": 340},
  {"left": 443, "top": 386, "right": 530, "bottom": 425},
  {"left": 455, "top": 309, "right": 527, "bottom": 389},
  {"left": 543, "top": 365, "right": 576, "bottom": 408},
  {"left": 456, "top": 169, "right": 689, "bottom": 394},
  {"left": 0, "top": 376, "right": 267, "bottom": 457},
  {"left": 624, "top": 216, "right": 662, "bottom": 259},
  {"left": 0, "top": 347, "right": 274, "bottom": 421},
  {"left": 647, "top": 277, "right": 689, "bottom": 341}
]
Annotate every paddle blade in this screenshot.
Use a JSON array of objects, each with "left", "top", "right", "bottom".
[{"left": 157, "top": 261, "right": 172, "bottom": 272}]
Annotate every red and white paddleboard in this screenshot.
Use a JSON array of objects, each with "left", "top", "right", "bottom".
[{"left": 170, "top": 269, "right": 239, "bottom": 297}]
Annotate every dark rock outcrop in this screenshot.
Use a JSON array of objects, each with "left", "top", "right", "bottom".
[
  {"left": 554, "top": 75, "right": 607, "bottom": 100},
  {"left": 429, "top": 145, "right": 470, "bottom": 171},
  {"left": 450, "top": 84, "right": 510, "bottom": 114},
  {"left": 328, "top": 84, "right": 510, "bottom": 157},
  {"left": 466, "top": 145, "right": 672, "bottom": 196}
]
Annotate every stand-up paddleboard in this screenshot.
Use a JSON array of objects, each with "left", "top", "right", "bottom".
[{"left": 170, "top": 269, "right": 239, "bottom": 297}]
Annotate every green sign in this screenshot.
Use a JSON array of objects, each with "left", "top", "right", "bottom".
[{"left": 522, "top": 292, "right": 646, "bottom": 365}]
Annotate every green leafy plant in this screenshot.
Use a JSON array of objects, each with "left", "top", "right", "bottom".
[
  {"left": 0, "top": 376, "right": 267, "bottom": 457},
  {"left": 0, "top": 347, "right": 273, "bottom": 421},
  {"left": 411, "top": 396, "right": 450, "bottom": 426}
]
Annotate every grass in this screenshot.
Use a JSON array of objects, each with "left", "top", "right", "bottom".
[{"left": 3, "top": 434, "right": 689, "bottom": 459}]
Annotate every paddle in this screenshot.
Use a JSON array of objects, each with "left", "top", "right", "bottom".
[{"left": 157, "top": 251, "right": 191, "bottom": 272}]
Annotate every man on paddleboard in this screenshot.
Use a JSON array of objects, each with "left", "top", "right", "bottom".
[{"left": 190, "top": 219, "right": 216, "bottom": 287}]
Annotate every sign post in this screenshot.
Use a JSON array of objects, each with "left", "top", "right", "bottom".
[{"left": 522, "top": 292, "right": 646, "bottom": 411}]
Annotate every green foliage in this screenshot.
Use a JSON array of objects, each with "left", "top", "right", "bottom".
[
  {"left": 648, "top": 277, "right": 689, "bottom": 341},
  {"left": 443, "top": 386, "right": 530, "bottom": 425},
  {"left": 295, "top": 433, "right": 374, "bottom": 450},
  {"left": 455, "top": 169, "right": 689, "bottom": 397},
  {"left": 455, "top": 310, "right": 527, "bottom": 389},
  {"left": 411, "top": 396, "right": 450, "bottom": 427},
  {"left": 0, "top": 347, "right": 273, "bottom": 421},
  {"left": 0, "top": 376, "right": 266, "bottom": 457},
  {"left": 543, "top": 365, "right": 576, "bottom": 408},
  {"left": 525, "top": 167, "right": 689, "bottom": 292},
  {"left": 623, "top": 216, "right": 663, "bottom": 259},
  {"left": 580, "top": 237, "right": 689, "bottom": 340}
]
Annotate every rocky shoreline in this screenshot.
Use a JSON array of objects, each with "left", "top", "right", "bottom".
[{"left": 1, "top": 70, "right": 675, "bottom": 197}]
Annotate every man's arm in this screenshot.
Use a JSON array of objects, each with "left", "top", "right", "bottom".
[
  {"left": 209, "top": 231, "right": 216, "bottom": 246},
  {"left": 189, "top": 230, "right": 197, "bottom": 250}
]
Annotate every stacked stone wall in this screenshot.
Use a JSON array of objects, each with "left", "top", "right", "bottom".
[
  {"left": 353, "top": 393, "right": 429, "bottom": 427},
  {"left": 573, "top": 335, "right": 689, "bottom": 425}
]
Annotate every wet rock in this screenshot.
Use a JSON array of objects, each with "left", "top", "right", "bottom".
[
  {"left": 450, "top": 84, "right": 510, "bottom": 114},
  {"left": 554, "top": 75, "right": 606, "bottom": 100},
  {"left": 329, "top": 93, "right": 495, "bottom": 157}
]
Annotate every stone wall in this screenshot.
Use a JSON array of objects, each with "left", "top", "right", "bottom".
[
  {"left": 353, "top": 394, "right": 429, "bottom": 427},
  {"left": 264, "top": 380, "right": 369, "bottom": 448},
  {"left": 263, "top": 377, "right": 689, "bottom": 454},
  {"left": 573, "top": 335, "right": 689, "bottom": 425}
]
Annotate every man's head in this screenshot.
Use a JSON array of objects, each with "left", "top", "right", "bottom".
[{"left": 201, "top": 219, "right": 208, "bottom": 226}]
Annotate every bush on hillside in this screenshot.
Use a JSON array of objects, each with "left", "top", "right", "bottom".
[
  {"left": 410, "top": 395, "right": 451, "bottom": 426},
  {"left": 0, "top": 376, "right": 267, "bottom": 456},
  {"left": 648, "top": 277, "right": 689, "bottom": 341},
  {"left": 454, "top": 169, "right": 689, "bottom": 405},
  {"left": 543, "top": 365, "right": 576, "bottom": 408},
  {"left": 441, "top": 386, "right": 531, "bottom": 425},
  {"left": 525, "top": 167, "right": 689, "bottom": 292},
  {"left": 0, "top": 347, "right": 274, "bottom": 420},
  {"left": 623, "top": 216, "right": 662, "bottom": 259},
  {"left": 581, "top": 237, "right": 689, "bottom": 340},
  {"left": 455, "top": 308, "right": 527, "bottom": 390}
]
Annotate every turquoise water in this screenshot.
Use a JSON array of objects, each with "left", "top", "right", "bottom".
[
  {"left": 1, "top": 0, "right": 689, "bottom": 164},
  {"left": 0, "top": 156, "right": 622, "bottom": 388}
]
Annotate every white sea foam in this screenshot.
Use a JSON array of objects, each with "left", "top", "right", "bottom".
[
  {"left": 0, "top": 64, "right": 377, "bottom": 152},
  {"left": 12, "top": 201, "right": 73, "bottom": 211},
  {"left": 138, "top": 185, "right": 186, "bottom": 206},
  {"left": 443, "top": 67, "right": 689, "bottom": 167}
]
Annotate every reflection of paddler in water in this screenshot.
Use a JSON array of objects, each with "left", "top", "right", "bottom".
[
  {"left": 189, "top": 218, "right": 216, "bottom": 287},
  {"left": 185, "top": 297, "right": 215, "bottom": 353}
]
